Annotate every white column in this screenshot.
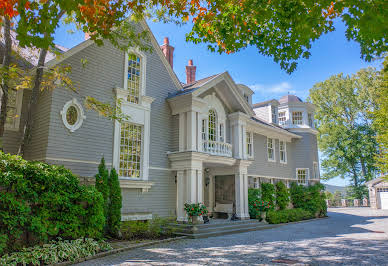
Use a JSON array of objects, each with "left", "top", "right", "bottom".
[
  {"left": 176, "top": 170, "right": 186, "bottom": 222},
  {"left": 208, "top": 175, "right": 215, "bottom": 213},
  {"left": 243, "top": 173, "right": 249, "bottom": 217},
  {"left": 235, "top": 171, "right": 245, "bottom": 218},
  {"left": 179, "top": 113, "right": 186, "bottom": 152},
  {"left": 242, "top": 124, "right": 247, "bottom": 160},
  {"left": 186, "top": 111, "right": 197, "bottom": 151},
  {"left": 197, "top": 169, "right": 203, "bottom": 203},
  {"left": 186, "top": 169, "right": 197, "bottom": 203}
]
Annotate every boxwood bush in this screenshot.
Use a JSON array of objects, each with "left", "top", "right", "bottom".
[
  {"left": 121, "top": 217, "right": 176, "bottom": 240},
  {"left": 266, "top": 208, "right": 314, "bottom": 224},
  {"left": 0, "top": 152, "right": 105, "bottom": 255},
  {"left": 290, "top": 182, "right": 327, "bottom": 217}
]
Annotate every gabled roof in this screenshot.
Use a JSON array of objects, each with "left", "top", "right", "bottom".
[{"left": 182, "top": 74, "right": 221, "bottom": 91}]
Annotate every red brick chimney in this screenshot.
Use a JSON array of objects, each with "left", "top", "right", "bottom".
[
  {"left": 186, "top": 59, "right": 196, "bottom": 84},
  {"left": 160, "top": 37, "right": 174, "bottom": 69}
]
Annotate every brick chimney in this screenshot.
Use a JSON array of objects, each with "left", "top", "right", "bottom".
[
  {"left": 160, "top": 37, "right": 174, "bottom": 69},
  {"left": 186, "top": 59, "right": 196, "bottom": 84}
]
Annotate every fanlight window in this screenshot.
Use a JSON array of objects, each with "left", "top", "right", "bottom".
[
  {"left": 127, "top": 53, "right": 141, "bottom": 104},
  {"left": 208, "top": 110, "right": 217, "bottom": 141}
]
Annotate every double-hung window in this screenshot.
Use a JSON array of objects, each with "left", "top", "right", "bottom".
[
  {"left": 278, "top": 111, "right": 286, "bottom": 126},
  {"left": 279, "top": 140, "right": 287, "bottom": 163},
  {"left": 119, "top": 122, "right": 142, "bottom": 178},
  {"left": 292, "top": 111, "right": 303, "bottom": 125},
  {"left": 313, "top": 162, "right": 319, "bottom": 179},
  {"left": 246, "top": 132, "right": 253, "bottom": 158},
  {"left": 267, "top": 137, "right": 275, "bottom": 161},
  {"left": 271, "top": 105, "right": 277, "bottom": 124},
  {"left": 308, "top": 113, "right": 314, "bottom": 128},
  {"left": 297, "top": 169, "right": 308, "bottom": 185}
]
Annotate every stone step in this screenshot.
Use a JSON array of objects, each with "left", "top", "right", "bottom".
[
  {"left": 174, "top": 221, "right": 266, "bottom": 234},
  {"left": 174, "top": 223, "right": 279, "bottom": 239}
]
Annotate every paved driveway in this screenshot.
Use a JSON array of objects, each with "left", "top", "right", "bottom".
[{"left": 77, "top": 208, "right": 388, "bottom": 265}]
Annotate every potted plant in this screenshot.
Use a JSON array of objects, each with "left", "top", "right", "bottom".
[
  {"left": 184, "top": 203, "right": 208, "bottom": 224},
  {"left": 252, "top": 200, "right": 271, "bottom": 222}
]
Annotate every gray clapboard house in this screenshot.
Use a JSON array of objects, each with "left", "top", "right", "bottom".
[{"left": 1, "top": 21, "right": 320, "bottom": 221}]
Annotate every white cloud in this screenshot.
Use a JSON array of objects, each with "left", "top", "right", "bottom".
[{"left": 249, "top": 82, "right": 296, "bottom": 94}]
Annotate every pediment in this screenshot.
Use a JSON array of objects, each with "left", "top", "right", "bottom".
[{"left": 193, "top": 72, "right": 254, "bottom": 116}]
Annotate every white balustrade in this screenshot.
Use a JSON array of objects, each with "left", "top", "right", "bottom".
[{"left": 203, "top": 140, "right": 232, "bottom": 157}]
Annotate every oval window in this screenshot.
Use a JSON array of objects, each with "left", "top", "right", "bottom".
[
  {"left": 61, "top": 98, "right": 86, "bottom": 132},
  {"left": 66, "top": 106, "right": 78, "bottom": 125}
]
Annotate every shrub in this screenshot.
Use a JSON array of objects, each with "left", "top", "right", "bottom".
[
  {"left": 248, "top": 188, "right": 261, "bottom": 219},
  {"left": 121, "top": 217, "right": 176, "bottom": 240},
  {"left": 108, "top": 168, "right": 122, "bottom": 238},
  {"left": 289, "top": 182, "right": 327, "bottom": 217},
  {"left": 275, "top": 181, "right": 290, "bottom": 210},
  {"left": 0, "top": 152, "right": 105, "bottom": 255},
  {"left": 0, "top": 238, "right": 112, "bottom": 266},
  {"left": 261, "top": 183, "right": 275, "bottom": 210},
  {"left": 95, "top": 157, "right": 109, "bottom": 221},
  {"left": 266, "top": 208, "right": 314, "bottom": 224}
]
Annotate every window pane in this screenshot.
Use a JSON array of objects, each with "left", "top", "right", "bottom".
[
  {"left": 267, "top": 138, "right": 274, "bottom": 160},
  {"left": 279, "top": 111, "right": 286, "bottom": 125},
  {"left": 292, "top": 112, "right": 303, "bottom": 125},
  {"left": 208, "top": 110, "right": 217, "bottom": 141},
  {"left": 119, "top": 122, "right": 142, "bottom": 178},
  {"left": 127, "top": 53, "right": 141, "bottom": 104}
]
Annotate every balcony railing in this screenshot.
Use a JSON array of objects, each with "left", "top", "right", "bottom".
[{"left": 203, "top": 140, "right": 232, "bottom": 157}]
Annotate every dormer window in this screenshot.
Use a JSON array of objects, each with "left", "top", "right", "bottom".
[
  {"left": 271, "top": 105, "right": 277, "bottom": 124},
  {"left": 292, "top": 111, "right": 303, "bottom": 125},
  {"left": 127, "top": 53, "right": 141, "bottom": 104}
]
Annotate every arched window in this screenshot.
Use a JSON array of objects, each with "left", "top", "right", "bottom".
[
  {"left": 208, "top": 109, "right": 217, "bottom": 141},
  {"left": 127, "top": 53, "right": 141, "bottom": 104}
]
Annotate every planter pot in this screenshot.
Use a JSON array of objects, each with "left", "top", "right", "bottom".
[
  {"left": 260, "top": 212, "right": 267, "bottom": 223},
  {"left": 190, "top": 216, "right": 202, "bottom": 224}
]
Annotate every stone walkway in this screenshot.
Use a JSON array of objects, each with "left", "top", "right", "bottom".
[{"left": 76, "top": 208, "right": 388, "bottom": 265}]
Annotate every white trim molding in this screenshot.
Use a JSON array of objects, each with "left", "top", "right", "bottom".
[
  {"left": 121, "top": 213, "right": 153, "bottom": 221},
  {"left": 279, "top": 140, "right": 287, "bottom": 164},
  {"left": 119, "top": 179, "right": 154, "bottom": 193},
  {"left": 60, "top": 98, "right": 86, "bottom": 132},
  {"left": 267, "top": 137, "right": 276, "bottom": 162},
  {"left": 296, "top": 168, "right": 309, "bottom": 185}
]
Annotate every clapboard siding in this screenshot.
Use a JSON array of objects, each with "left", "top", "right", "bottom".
[
  {"left": 170, "top": 115, "right": 179, "bottom": 152},
  {"left": 291, "top": 132, "right": 319, "bottom": 178},
  {"left": 248, "top": 133, "right": 295, "bottom": 179},
  {"left": 45, "top": 35, "right": 180, "bottom": 217}
]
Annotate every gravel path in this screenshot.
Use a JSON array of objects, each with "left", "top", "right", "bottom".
[{"left": 76, "top": 208, "right": 388, "bottom": 265}]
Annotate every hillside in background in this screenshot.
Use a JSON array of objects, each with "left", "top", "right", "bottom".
[{"left": 323, "top": 184, "right": 347, "bottom": 196}]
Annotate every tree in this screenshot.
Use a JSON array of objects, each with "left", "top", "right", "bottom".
[
  {"left": 309, "top": 67, "right": 380, "bottom": 199},
  {"left": 95, "top": 157, "right": 109, "bottom": 226},
  {"left": 372, "top": 57, "right": 388, "bottom": 176},
  {"left": 275, "top": 181, "right": 290, "bottom": 210},
  {"left": 108, "top": 168, "right": 122, "bottom": 238}
]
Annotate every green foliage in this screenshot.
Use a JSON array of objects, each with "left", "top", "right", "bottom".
[
  {"left": 0, "top": 152, "right": 105, "bottom": 256},
  {"left": 290, "top": 182, "right": 327, "bottom": 217},
  {"left": 0, "top": 238, "right": 112, "bottom": 266},
  {"left": 121, "top": 217, "right": 176, "bottom": 240},
  {"left": 108, "top": 168, "right": 122, "bottom": 238},
  {"left": 266, "top": 209, "right": 314, "bottom": 224},
  {"left": 275, "top": 182, "right": 290, "bottom": 210},
  {"left": 95, "top": 157, "right": 109, "bottom": 223},
  {"left": 248, "top": 188, "right": 261, "bottom": 219},
  {"left": 372, "top": 57, "right": 388, "bottom": 174},
  {"left": 309, "top": 68, "right": 380, "bottom": 198},
  {"left": 183, "top": 203, "right": 208, "bottom": 218},
  {"left": 260, "top": 183, "right": 275, "bottom": 210}
]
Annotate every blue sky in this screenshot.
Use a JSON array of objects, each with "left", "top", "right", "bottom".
[{"left": 53, "top": 20, "right": 383, "bottom": 187}]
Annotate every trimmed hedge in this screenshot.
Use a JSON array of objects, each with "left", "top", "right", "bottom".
[
  {"left": 266, "top": 208, "right": 314, "bottom": 224},
  {"left": 290, "top": 182, "right": 327, "bottom": 217},
  {"left": 0, "top": 152, "right": 105, "bottom": 255},
  {"left": 121, "top": 217, "right": 176, "bottom": 240}
]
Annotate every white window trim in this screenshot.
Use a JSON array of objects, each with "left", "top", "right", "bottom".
[
  {"left": 313, "top": 162, "right": 319, "bottom": 179},
  {"left": 60, "top": 98, "right": 86, "bottom": 132},
  {"left": 112, "top": 88, "right": 155, "bottom": 184},
  {"left": 267, "top": 137, "right": 276, "bottom": 162},
  {"left": 296, "top": 168, "right": 309, "bottom": 185},
  {"left": 4, "top": 89, "right": 23, "bottom": 131},
  {"left": 124, "top": 48, "right": 147, "bottom": 104},
  {"left": 246, "top": 131, "right": 254, "bottom": 158},
  {"left": 279, "top": 140, "right": 287, "bottom": 164}
]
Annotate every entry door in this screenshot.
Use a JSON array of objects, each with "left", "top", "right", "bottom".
[{"left": 379, "top": 192, "right": 388, "bottom": 209}]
